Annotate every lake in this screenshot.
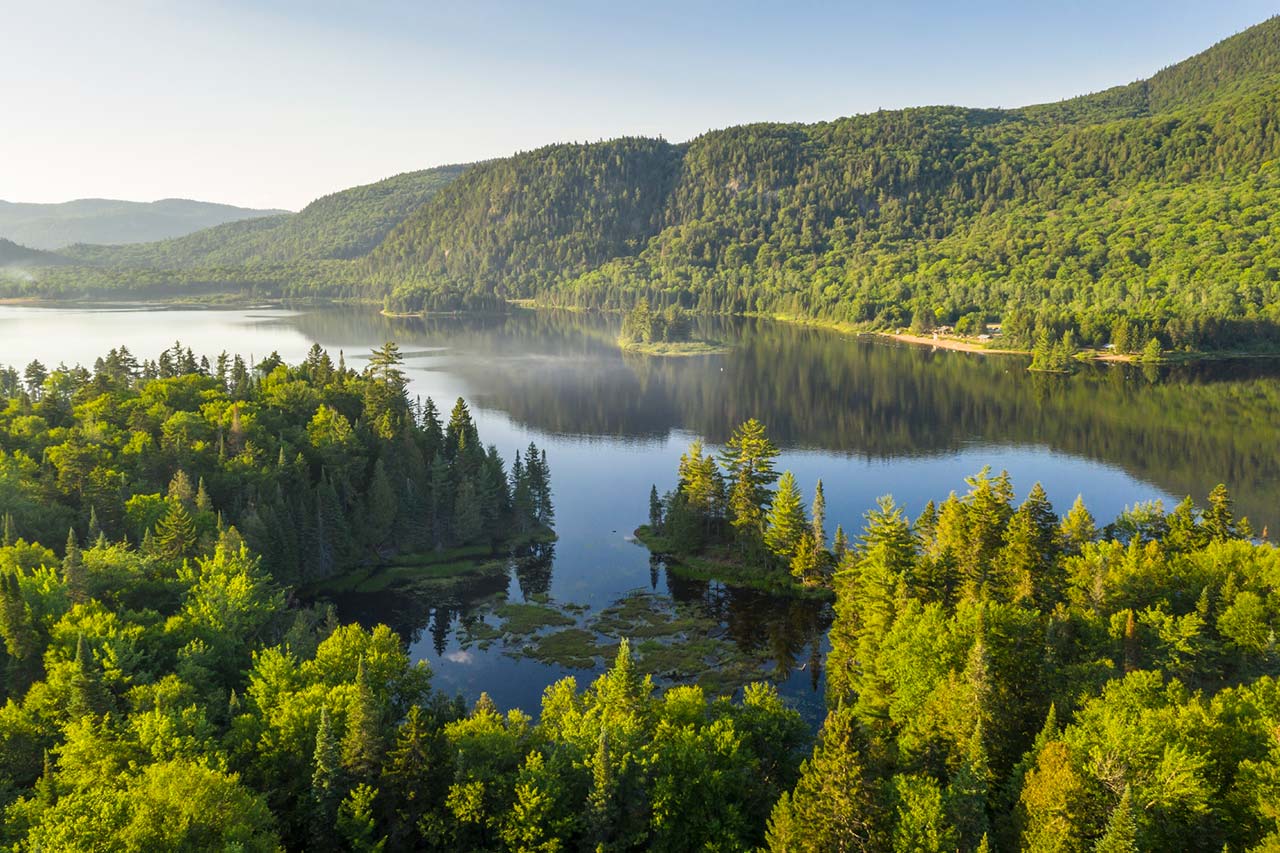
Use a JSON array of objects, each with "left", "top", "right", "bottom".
[{"left": 2, "top": 303, "right": 1277, "bottom": 722}]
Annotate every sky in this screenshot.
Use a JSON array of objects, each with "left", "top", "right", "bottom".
[{"left": 4, "top": 0, "right": 1276, "bottom": 211}]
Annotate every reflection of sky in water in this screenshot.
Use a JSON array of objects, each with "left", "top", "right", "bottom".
[{"left": 1, "top": 303, "right": 1273, "bottom": 718}]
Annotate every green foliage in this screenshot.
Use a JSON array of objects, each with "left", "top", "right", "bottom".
[{"left": 0, "top": 343, "right": 551, "bottom": 584}]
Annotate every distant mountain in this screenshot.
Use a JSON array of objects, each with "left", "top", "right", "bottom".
[
  {"left": 60, "top": 165, "right": 467, "bottom": 269},
  {"left": 0, "top": 198, "right": 289, "bottom": 250},
  {"left": 15, "top": 16, "right": 1280, "bottom": 352},
  {"left": 0, "top": 238, "right": 70, "bottom": 269}
]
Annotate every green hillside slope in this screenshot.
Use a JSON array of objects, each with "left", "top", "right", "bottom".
[{"left": 62, "top": 164, "right": 468, "bottom": 269}]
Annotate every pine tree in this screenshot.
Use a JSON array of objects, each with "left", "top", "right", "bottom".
[
  {"left": 1, "top": 512, "right": 12, "bottom": 546},
  {"left": 765, "top": 471, "right": 808, "bottom": 560},
  {"left": 1204, "top": 484, "right": 1236, "bottom": 541},
  {"left": 811, "top": 478, "right": 827, "bottom": 547},
  {"left": 648, "top": 485, "right": 663, "bottom": 532},
  {"left": 154, "top": 500, "right": 198, "bottom": 559},
  {"left": 312, "top": 706, "right": 343, "bottom": 843},
  {"left": 790, "top": 530, "right": 823, "bottom": 586},
  {"left": 337, "top": 784, "right": 387, "bottom": 853},
  {"left": 1060, "top": 495, "right": 1097, "bottom": 555},
  {"left": 510, "top": 451, "right": 535, "bottom": 534},
  {"left": 86, "top": 506, "right": 101, "bottom": 544},
  {"left": 362, "top": 458, "right": 397, "bottom": 549},
  {"left": 587, "top": 730, "right": 618, "bottom": 851},
  {"left": 68, "top": 635, "right": 110, "bottom": 719},
  {"left": 453, "top": 477, "right": 483, "bottom": 545},
  {"left": 445, "top": 398, "right": 480, "bottom": 465},
  {"left": 0, "top": 572, "right": 39, "bottom": 662},
  {"left": 947, "top": 720, "right": 992, "bottom": 850},
  {"left": 720, "top": 418, "right": 780, "bottom": 541},
  {"left": 832, "top": 524, "right": 850, "bottom": 563},
  {"left": 62, "top": 529, "right": 88, "bottom": 605},
  {"left": 428, "top": 453, "right": 451, "bottom": 549},
  {"left": 765, "top": 706, "right": 885, "bottom": 852},
  {"left": 382, "top": 705, "right": 446, "bottom": 843},
  {"left": 167, "top": 469, "right": 196, "bottom": 508},
  {"left": 341, "top": 661, "right": 384, "bottom": 782},
  {"left": 1094, "top": 786, "right": 1138, "bottom": 853}
]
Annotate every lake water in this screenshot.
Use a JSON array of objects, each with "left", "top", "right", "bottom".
[{"left": 2, "top": 303, "right": 1278, "bottom": 721}]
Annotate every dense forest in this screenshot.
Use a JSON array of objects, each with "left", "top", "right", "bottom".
[
  {"left": 641, "top": 419, "right": 1280, "bottom": 850},
  {"left": 0, "top": 342, "right": 551, "bottom": 585},
  {"left": 7, "top": 17, "right": 1280, "bottom": 353},
  {"left": 1, "top": 385, "right": 1278, "bottom": 847}
]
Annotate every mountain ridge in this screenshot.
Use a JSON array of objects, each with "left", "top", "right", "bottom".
[{"left": 0, "top": 197, "right": 289, "bottom": 250}]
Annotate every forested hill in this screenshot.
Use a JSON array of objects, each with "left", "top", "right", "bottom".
[
  {"left": 61, "top": 164, "right": 468, "bottom": 270},
  {"left": 0, "top": 198, "right": 287, "bottom": 250},
  {"left": 13, "top": 16, "right": 1280, "bottom": 352}
]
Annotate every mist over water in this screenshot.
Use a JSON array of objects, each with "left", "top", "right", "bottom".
[{"left": 2, "top": 302, "right": 1277, "bottom": 717}]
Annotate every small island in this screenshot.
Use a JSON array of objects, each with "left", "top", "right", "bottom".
[
  {"left": 618, "top": 299, "right": 730, "bottom": 356},
  {"left": 637, "top": 418, "right": 835, "bottom": 599}
]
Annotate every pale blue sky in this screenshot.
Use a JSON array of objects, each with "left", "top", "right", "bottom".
[{"left": 5, "top": 1, "right": 1276, "bottom": 210}]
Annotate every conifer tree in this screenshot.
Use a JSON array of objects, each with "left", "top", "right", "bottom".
[
  {"left": 790, "top": 530, "right": 823, "bottom": 586},
  {"left": 832, "top": 524, "right": 850, "bottom": 563},
  {"left": 811, "top": 478, "right": 827, "bottom": 547},
  {"left": 342, "top": 662, "right": 384, "bottom": 782},
  {"left": 1060, "top": 495, "right": 1097, "bottom": 555},
  {"left": 1204, "top": 484, "right": 1237, "bottom": 542},
  {"left": 428, "top": 453, "right": 451, "bottom": 549},
  {"left": 86, "top": 506, "right": 101, "bottom": 544},
  {"left": 362, "top": 458, "right": 397, "bottom": 549},
  {"left": 68, "top": 635, "right": 110, "bottom": 719},
  {"left": 765, "top": 471, "right": 808, "bottom": 560},
  {"left": 766, "top": 706, "right": 885, "bottom": 852},
  {"left": 382, "top": 705, "right": 446, "bottom": 844},
  {"left": 720, "top": 418, "right": 779, "bottom": 542},
  {"left": 648, "top": 485, "right": 663, "bottom": 532},
  {"left": 337, "top": 784, "right": 386, "bottom": 853},
  {"left": 452, "top": 477, "right": 483, "bottom": 545},
  {"left": 1094, "top": 786, "right": 1138, "bottom": 853},
  {"left": 62, "top": 529, "right": 88, "bottom": 605},
  {"left": 154, "top": 500, "right": 198, "bottom": 559},
  {"left": 312, "top": 706, "right": 343, "bottom": 845}
]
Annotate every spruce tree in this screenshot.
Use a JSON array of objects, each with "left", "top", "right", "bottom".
[
  {"left": 341, "top": 662, "right": 384, "bottom": 782},
  {"left": 720, "top": 418, "right": 779, "bottom": 541},
  {"left": 811, "top": 478, "right": 827, "bottom": 547},
  {"left": 68, "top": 635, "right": 110, "bottom": 719},
  {"left": 312, "top": 706, "right": 343, "bottom": 845},
  {"left": 362, "top": 458, "right": 397, "bottom": 549},
  {"left": 1204, "top": 484, "right": 1237, "bottom": 541},
  {"left": 428, "top": 454, "right": 451, "bottom": 549},
  {"left": 765, "top": 706, "right": 885, "bottom": 852},
  {"left": 1094, "top": 786, "right": 1138, "bottom": 853},
  {"left": 62, "top": 529, "right": 88, "bottom": 605},
  {"left": 1060, "top": 495, "right": 1097, "bottom": 555},
  {"left": 765, "top": 471, "right": 808, "bottom": 560},
  {"left": 154, "top": 500, "right": 198, "bottom": 559}
]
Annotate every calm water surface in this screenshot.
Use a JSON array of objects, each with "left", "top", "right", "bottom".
[{"left": 2, "top": 303, "right": 1277, "bottom": 721}]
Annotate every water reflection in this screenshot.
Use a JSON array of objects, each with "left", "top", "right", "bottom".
[{"left": 284, "top": 308, "right": 1280, "bottom": 529}]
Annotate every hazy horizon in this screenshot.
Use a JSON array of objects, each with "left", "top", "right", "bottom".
[{"left": 6, "top": 0, "right": 1276, "bottom": 211}]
